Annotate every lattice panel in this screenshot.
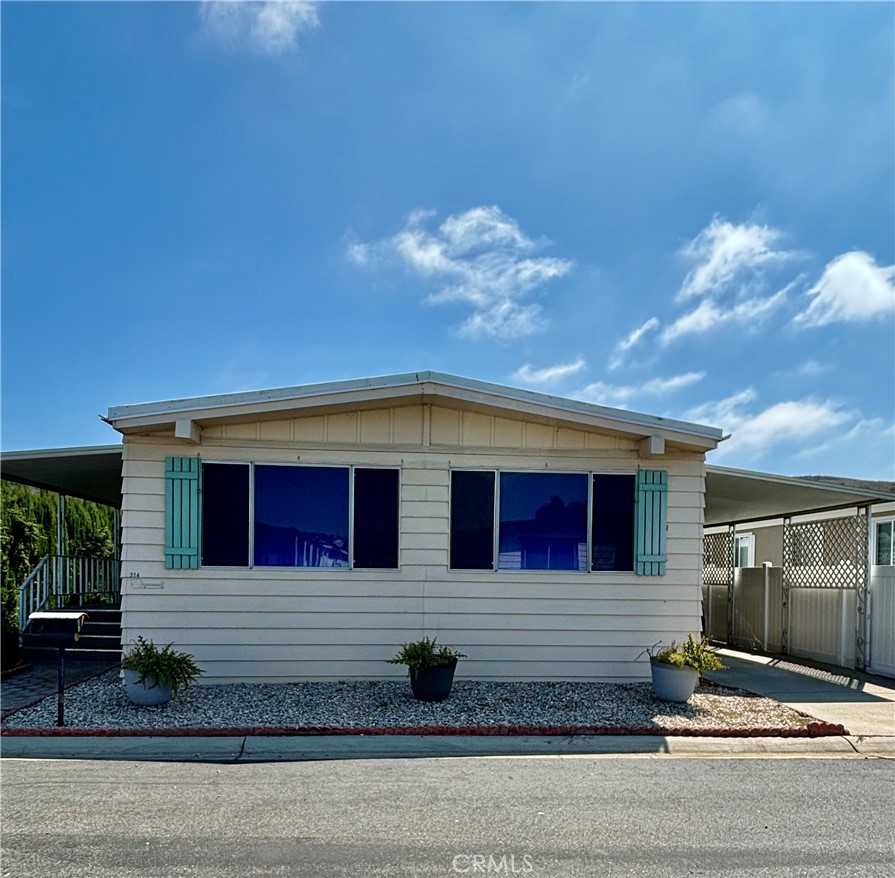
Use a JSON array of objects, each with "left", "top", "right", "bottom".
[
  {"left": 703, "top": 531, "right": 733, "bottom": 586},
  {"left": 783, "top": 514, "right": 867, "bottom": 590}
]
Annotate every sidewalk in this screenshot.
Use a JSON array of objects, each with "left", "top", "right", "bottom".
[{"left": 2, "top": 649, "right": 893, "bottom": 762}]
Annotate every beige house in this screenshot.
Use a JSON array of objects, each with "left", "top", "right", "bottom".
[{"left": 104, "top": 372, "right": 723, "bottom": 683}]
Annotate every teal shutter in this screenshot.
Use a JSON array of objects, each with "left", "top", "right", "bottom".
[
  {"left": 635, "top": 470, "right": 667, "bottom": 576},
  {"left": 164, "top": 457, "right": 200, "bottom": 570}
]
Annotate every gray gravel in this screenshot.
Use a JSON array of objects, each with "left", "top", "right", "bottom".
[{"left": 2, "top": 672, "right": 814, "bottom": 732}]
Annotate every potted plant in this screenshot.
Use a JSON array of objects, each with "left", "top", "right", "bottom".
[
  {"left": 122, "top": 636, "right": 203, "bottom": 706},
  {"left": 388, "top": 636, "right": 466, "bottom": 702},
  {"left": 643, "top": 634, "right": 725, "bottom": 703}
]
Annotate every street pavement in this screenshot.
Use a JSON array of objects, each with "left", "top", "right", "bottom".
[{"left": 2, "top": 753, "right": 893, "bottom": 877}]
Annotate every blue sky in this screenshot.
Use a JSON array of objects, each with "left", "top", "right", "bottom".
[{"left": 3, "top": 1, "right": 893, "bottom": 479}]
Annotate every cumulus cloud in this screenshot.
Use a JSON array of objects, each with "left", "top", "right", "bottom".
[
  {"left": 200, "top": 1, "right": 320, "bottom": 55},
  {"left": 608, "top": 317, "right": 660, "bottom": 370},
  {"left": 686, "top": 389, "right": 853, "bottom": 459},
  {"left": 574, "top": 371, "right": 705, "bottom": 409},
  {"left": 678, "top": 217, "right": 796, "bottom": 302},
  {"left": 348, "top": 206, "right": 573, "bottom": 341},
  {"left": 794, "top": 251, "right": 895, "bottom": 328},
  {"left": 513, "top": 358, "right": 587, "bottom": 385}
]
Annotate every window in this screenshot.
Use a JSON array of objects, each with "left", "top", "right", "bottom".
[
  {"left": 876, "top": 520, "right": 894, "bottom": 566},
  {"left": 199, "top": 463, "right": 399, "bottom": 569},
  {"left": 450, "top": 470, "right": 641, "bottom": 573},
  {"left": 734, "top": 533, "right": 755, "bottom": 568}
]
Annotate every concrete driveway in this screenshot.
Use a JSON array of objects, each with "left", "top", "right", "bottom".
[{"left": 704, "top": 648, "right": 895, "bottom": 737}]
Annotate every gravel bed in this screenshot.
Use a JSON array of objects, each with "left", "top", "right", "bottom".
[{"left": 2, "top": 672, "right": 815, "bottom": 733}]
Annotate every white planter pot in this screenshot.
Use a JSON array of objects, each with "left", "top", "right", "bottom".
[
  {"left": 124, "top": 669, "right": 173, "bottom": 706},
  {"left": 650, "top": 660, "right": 699, "bottom": 703}
]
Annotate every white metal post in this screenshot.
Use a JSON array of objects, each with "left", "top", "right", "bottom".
[{"left": 762, "top": 561, "right": 772, "bottom": 652}]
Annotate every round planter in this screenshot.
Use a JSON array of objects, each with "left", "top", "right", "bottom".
[
  {"left": 409, "top": 660, "right": 458, "bottom": 702},
  {"left": 650, "top": 659, "right": 699, "bottom": 703},
  {"left": 124, "top": 669, "right": 173, "bottom": 706}
]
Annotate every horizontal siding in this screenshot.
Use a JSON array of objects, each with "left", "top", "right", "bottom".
[{"left": 120, "top": 437, "right": 705, "bottom": 682}]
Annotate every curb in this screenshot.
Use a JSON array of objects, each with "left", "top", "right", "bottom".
[{"left": 0, "top": 720, "right": 850, "bottom": 738}]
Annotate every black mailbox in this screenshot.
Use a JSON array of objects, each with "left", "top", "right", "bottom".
[
  {"left": 26, "top": 611, "right": 89, "bottom": 646},
  {"left": 26, "top": 611, "right": 90, "bottom": 727}
]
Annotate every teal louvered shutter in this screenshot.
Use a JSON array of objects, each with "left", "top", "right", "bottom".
[
  {"left": 164, "top": 457, "right": 200, "bottom": 570},
  {"left": 635, "top": 470, "right": 667, "bottom": 576}
]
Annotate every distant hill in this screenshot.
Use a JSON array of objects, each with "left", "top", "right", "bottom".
[{"left": 799, "top": 476, "right": 895, "bottom": 498}]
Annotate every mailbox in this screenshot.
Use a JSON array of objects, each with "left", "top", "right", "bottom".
[
  {"left": 26, "top": 611, "right": 89, "bottom": 647},
  {"left": 26, "top": 611, "right": 90, "bottom": 727}
]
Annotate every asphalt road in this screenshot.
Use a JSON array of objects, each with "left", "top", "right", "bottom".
[{"left": 2, "top": 755, "right": 893, "bottom": 877}]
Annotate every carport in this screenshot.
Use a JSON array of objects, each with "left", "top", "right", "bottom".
[{"left": 703, "top": 465, "right": 895, "bottom": 676}]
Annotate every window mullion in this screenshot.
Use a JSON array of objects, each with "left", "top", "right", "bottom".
[
  {"left": 348, "top": 466, "right": 355, "bottom": 571},
  {"left": 248, "top": 462, "right": 255, "bottom": 569},
  {"left": 492, "top": 470, "right": 500, "bottom": 572},
  {"left": 587, "top": 472, "right": 594, "bottom": 572}
]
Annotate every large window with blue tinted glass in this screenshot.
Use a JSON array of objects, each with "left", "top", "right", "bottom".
[
  {"left": 449, "top": 470, "right": 636, "bottom": 573},
  {"left": 201, "top": 463, "right": 399, "bottom": 569}
]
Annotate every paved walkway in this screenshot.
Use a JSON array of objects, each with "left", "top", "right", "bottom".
[
  {"left": 1, "top": 661, "right": 118, "bottom": 719},
  {"left": 705, "top": 648, "right": 895, "bottom": 737}
]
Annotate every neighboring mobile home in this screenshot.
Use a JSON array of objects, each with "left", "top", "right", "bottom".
[{"left": 103, "top": 372, "right": 723, "bottom": 683}]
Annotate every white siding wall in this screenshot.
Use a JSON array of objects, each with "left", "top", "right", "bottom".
[{"left": 120, "top": 404, "right": 707, "bottom": 683}]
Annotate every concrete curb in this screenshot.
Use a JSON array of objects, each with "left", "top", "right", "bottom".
[{"left": 2, "top": 733, "right": 892, "bottom": 762}]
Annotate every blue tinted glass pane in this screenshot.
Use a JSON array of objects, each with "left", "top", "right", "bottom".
[
  {"left": 254, "top": 466, "right": 349, "bottom": 567},
  {"left": 498, "top": 472, "right": 588, "bottom": 571},
  {"left": 451, "top": 471, "right": 495, "bottom": 570},
  {"left": 591, "top": 475, "right": 635, "bottom": 571},
  {"left": 201, "top": 463, "right": 249, "bottom": 567}
]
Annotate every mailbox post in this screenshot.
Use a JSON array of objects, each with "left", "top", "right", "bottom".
[{"left": 26, "top": 611, "right": 89, "bottom": 727}]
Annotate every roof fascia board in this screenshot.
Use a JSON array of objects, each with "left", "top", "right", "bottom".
[{"left": 108, "top": 372, "right": 722, "bottom": 448}]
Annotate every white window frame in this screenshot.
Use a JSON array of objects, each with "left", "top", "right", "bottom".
[
  {"left": 734, "top": 533, "right": 755, "bottom": 568},
  {"left": 874, "top": 517, "right": 895, "bottom": 567},
  {"left": 200, "top": 460, "right": 400, "bottom": 571},
  {"left": 449, "top": 467, "right": 638, "bottom": 574}
]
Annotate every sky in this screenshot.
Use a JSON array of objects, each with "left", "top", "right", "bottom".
[{"left": 2, "top": 1, "right": 893, "bottom": 480}]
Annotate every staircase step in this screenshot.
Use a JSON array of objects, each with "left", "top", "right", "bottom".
[{"left": 21, "top": 646, "right": 121, "bottom": 663}]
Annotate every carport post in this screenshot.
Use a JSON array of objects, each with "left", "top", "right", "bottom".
[
  {"left": 856, "top": 505, "right": 871, "bottom": 672},
  {"left": 727, "top": 524, "right": 736, "bottom": 644}
]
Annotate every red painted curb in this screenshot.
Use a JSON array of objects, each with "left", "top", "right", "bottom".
[{"left": 0, "top": 721, "right": 850, "bottom": 739}]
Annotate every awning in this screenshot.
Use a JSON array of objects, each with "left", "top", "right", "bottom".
[
  {"left": 0, "top": 445, "right": 123, "bottom": 508},
  {"left": 704, "top": 465, "right": 893, "bottom": 526}
]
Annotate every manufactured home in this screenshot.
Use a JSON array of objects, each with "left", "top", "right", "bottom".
[{"left": 97, "top": 372, "right": 723, "bottom": 683}]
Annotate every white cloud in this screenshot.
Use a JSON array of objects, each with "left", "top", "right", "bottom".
[
  {"left": 687, "top": 389, "right": 853, "bottom": 459},
  {"left": 575, "top": 371, "right": 705, "bottom": 409},
  {"left": 678, "top": 218, "right": 795, "bottom": 301},
  {"left": 794, "top": 251, "right": 895, "bottom": 328},
  {"left": 796, "top": 359, "right": 829, "bottom": 378},
  {"left": 513, "top": 358, "right": 587, "bottom": 385},
  {"left": 200, "top": 1, "right": 320, "bottom": 55},
  {"left": 661, "top": 283, "right": 792, "bottom": 344},
  {"left": 349, "top": 206, "right": 573, "bottom": 341},
  {"left": 608, "top": 317, "right": 660, "bottom": 370}
]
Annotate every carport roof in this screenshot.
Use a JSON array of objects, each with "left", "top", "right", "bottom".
[
  {"left": 0, "top": 445, "right": 123, "bottom": 508},
  {"left": 704, "top": 465, "right": 894, "bottom": 526},
  {"left": 1, "top": 445, "right": 892, "bottom": 523}
]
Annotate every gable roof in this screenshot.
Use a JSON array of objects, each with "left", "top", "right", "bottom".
[{"left": 106, "top": 371, "right": 724, "bottom": 451}]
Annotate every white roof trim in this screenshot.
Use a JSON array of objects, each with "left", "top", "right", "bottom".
[{"left": 107, "top": 371, "right": 723, "bottom": 447}]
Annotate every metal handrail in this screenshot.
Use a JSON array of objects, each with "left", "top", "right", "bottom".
[{"left": 18, "top": 554, "right": 121, "bottom": 631}]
